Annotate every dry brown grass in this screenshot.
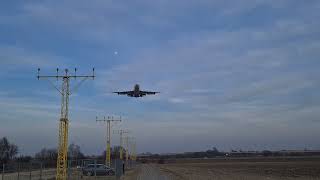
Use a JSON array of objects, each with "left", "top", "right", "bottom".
[
  {"left": 118, "top": 158, "right": 320, "bottom": 180},
  {"left": 157, "top": 157, "right": 320, "bottom": 180}
]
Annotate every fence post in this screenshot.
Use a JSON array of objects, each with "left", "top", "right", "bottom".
[
  {"left": 40, "top": 163, "right": 42, "bottom": 180},
  {"left": 77, "top": 159, "right": 80, "bottom": 180},
  {"left": 29, "top": 162, "right": 32, "bottom": 180},
  {"left": 67, "top": 160, "right": 71, "bottom": 180},
  {"left": 17, "top": 163, "right": 20, "bottom": 180},
  {"left": 2, "top": 163, "right": 4, "bottom": 180},
  {"left": 94, "top": 160, "right": 97, "bottom": 178},
  {"left": 115, "top": 159, "right": 123, "bottom": 180}
]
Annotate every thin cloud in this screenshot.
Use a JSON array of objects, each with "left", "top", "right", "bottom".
[
  {"left": 0, "top": 0, "right": 320, "bottom": 154},
  {"left": 0, "top": 45, "right": 66, "bottom": 68}
]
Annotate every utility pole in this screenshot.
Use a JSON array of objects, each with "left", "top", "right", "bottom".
[
  {"left": 37, "top": 68, "right": 95, "bottom": 180},
  {"left": 96, "top": 116, "right": 122, "bottom": 167},
  {"left": 113, "top": 130, "right": 129, "bottom": 160}
]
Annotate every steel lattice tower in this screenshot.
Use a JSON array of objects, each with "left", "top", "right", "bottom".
[
  {"left": 96, "top": 116, "right": 121, "bottom": 167},
  {"left": 129, "top": 137, "right": 136, "bottom": 161},
  {"left": 37, "top": 68, "right": 95, "bottom": 180},
  {"left": 114, "top": 129, "right": 129, "bottom": 160}
]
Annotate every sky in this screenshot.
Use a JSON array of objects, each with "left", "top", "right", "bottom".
[{"left": 0, "top": 0, "right": 320, "bottom": 155}]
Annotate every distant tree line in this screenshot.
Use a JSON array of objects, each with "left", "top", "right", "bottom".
[
  {"left": 139, "top": 147, "right": 224, "bottom": 162},
  {"left": 34, "top": 143, "right": 86, "bottom": 162},
  {"left": 100, "top": 146, "right": 127, "bottom": 160},
  {"left": 2, "top": 136, "right": 320, "bottom": 166},
  {"left": 138, "top": 147, "right": 320, "bottom": 164},
  {"left": 0, "top": 137, "right": 90, "bottom": 166},
  {"left": 0, "top": 137, "right": 130, "bottom": 166}
]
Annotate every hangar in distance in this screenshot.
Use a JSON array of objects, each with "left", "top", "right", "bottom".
[{"left": 113, "top": 84, "right": 159, "bottom": 97}]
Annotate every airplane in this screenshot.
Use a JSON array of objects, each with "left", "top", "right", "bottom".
[{"left": 113, "top": 84, "right": 159, "bottom": 97}]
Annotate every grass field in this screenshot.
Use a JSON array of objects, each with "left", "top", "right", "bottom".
[{"left": 124, "top": 157, "right": 320, "bottom": 180}]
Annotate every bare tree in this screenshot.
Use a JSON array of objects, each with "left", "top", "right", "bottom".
[
  {"left": 35, "top": 148, "right": 57, "bottom": 161},
  {"left": 68, "top": 143, "right": 84, "bottom": 161},
  {"left": 0, "top": 137, "right": 19, "bottom": 163}
]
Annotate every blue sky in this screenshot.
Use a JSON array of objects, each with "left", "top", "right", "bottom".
[{"left": 0, "top": 0, "right": 320, "bottom": 155}]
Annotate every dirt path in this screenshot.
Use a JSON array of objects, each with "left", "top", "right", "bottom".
[{"left": 122, "top": 164, "right": 182, "bottom": 180}]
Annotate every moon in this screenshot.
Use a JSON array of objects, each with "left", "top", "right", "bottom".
[{"left": 114, "top": 51, "right": 118, "bottom": 55}]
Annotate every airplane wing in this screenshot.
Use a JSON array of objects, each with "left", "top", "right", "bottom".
[
  {"left": 140, "top": 91, "right": 159, "bottom": 95},
  {"left": 113, "top": 91, "right": 134, "bottom": 96}
]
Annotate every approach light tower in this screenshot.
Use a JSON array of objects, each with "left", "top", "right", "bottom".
[
  {"left": 132, "top": 139, "right": 137, "bottom": 161},
  {"left": 114, "top": 129, "right": 129, "bottom": 160},
  {"left": 37, "top": 68, "right": 95, "bottom": 180},
  {"left": 129, "top": 137, "right": 136, "bottom": 161},
  {"left": 124, "top": 136, "right": 129, "bottom": 162},
  {"left": 125, "top": 136, "right": 134, "bottom": 162},
  {"left": 96, "top": 116, "right": 122, "bottom": 167}
]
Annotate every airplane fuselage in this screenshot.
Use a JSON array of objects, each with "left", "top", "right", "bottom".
[
  {"left": 113, "top": 84, "right": 158, "bottom": 97},
  {"left": 133, "top": 84, "right": 141, "bottom": 97}
]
